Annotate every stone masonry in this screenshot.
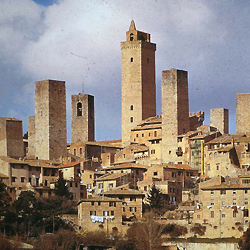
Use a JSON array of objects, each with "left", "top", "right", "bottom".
[
  {"left": 236, "top": 93, "right": 250, "bottom": 133},
  {"left": 35, "top": 80, "right": 67, "bottom": 160},
  {"left": 27, "top": 116, "right": 36, "bottom": 157},
  {"left": 161, "top": 69, "right": 190, "bottom": 164},
  {"left": 71, "top": 93, "right": 95, "bottom": 144},
  {"left": 121, "top": 20, "right": 156, "bottom": 146},
  {"left": 0, "top": 118, "right": 24, "bottom": 159},
  {"left": 210, "top": 108, "right": 229, "bottom": 134}
]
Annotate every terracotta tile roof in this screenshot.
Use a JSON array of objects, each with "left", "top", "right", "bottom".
[
  {"left": 131, "top": 116, "right": 162, "bottom": 131},
  {"left": 0, "top": 156, "right": 59, "bottom": 168},
  {"left": 106, "top": 163, "right": 149, "bottom": 170},
  {"left": 201, "top": 183, "right": 250, "bottom": 190},
  {"left": 163, "top": 164, "right": 198, "bottom": 171},
  {"left": 0, "top": 173, "right": 8, "bottom": 179},
  {"left": 206, "top": 133, "right": 245, "bottom": 144},
  {"left": 58, "top": 162, "right": 81, "bottom": 168},
  {"left": 79, "top": 196, "right": 122, "bottom": 203},
  {"left": 218, "top": 146, "right": 234, "bottom": 152},
  {"left": 96, "top": 172, "right": 129, "bottom": 181},
  {"left": 104, "top": 189, "right": 144, "bottom": 196}
]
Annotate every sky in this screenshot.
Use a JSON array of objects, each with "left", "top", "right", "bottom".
[{"left": 1, "top": 0, "right": 250, "bottom": 142}]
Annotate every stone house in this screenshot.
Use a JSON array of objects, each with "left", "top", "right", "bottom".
[
  {"left": 194, "top": 176, "right": 250, "bottom": 238},
  {"left": 103, "top": 189, "right": 144, "bottom": 219},
  {"left": 78, "top": 197, "right": 123, "bottom": 233}
]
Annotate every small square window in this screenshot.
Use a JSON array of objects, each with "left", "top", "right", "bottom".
[
  {"left": 111, "top": 211, "right": 114, "bottom": 216},
  {"left": 21, "top": 177, "right": 25, "bottom": 183}
]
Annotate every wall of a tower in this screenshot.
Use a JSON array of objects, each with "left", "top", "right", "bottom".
[
  {"left": 71, "top": 94, "right": 95, "bottom": 144},
  {"left": 0, "top": 118, "right": 24, "bottom": 158},
  {"left": 210, "top": 108, "right": 229, "bottom": 134},
  {"left": 121, "top": 40, "right": 156, "bottom": 146},
  {"left": 28, "top": 116, "right": 36, "bottom": 157},
  {"left": 161, "top": 69, "right": 189, "bottom": 164},
  {"left": 236, "top": 94, "right": 250, "bottom": 133},
  {"left": 35, "top": 80, "right": 67, "bottom": 160}
]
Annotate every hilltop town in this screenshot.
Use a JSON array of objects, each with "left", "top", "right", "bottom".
[{"left": 1, "top": 20, "right": 250, "bottom": 249}]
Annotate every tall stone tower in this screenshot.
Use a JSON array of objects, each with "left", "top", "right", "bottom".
[
  {"left": 236, "top": 94, "right": 250, "bottom": 133},
  {"left": 0, "top": 118, "right": 24, "bottom": 158},
  {"left": 161, "top": 69, "right": 190, "bottom": 164},
  {"left": 121, "top": 20, "right": 156, "bottom": 146},
  {"left": 71, "top": 93, "right": 95, "bottom": 143},
  {"left": 35, "top": 80, "right": 67, "bottom": 160},
  {"left": 28, "top": 116, "right": 36, "bottom": 157},
  {"left": 210, "top": 108, "right": 229, "bottom": 134}
]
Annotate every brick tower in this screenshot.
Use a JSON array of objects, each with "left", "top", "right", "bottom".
[
  {"left": 121, "top": 20, "right": 156, "bottom": 146},
  {"left": 210, "top": 108, "right": 229, "bottom": 134},
  {"left": 161, "top": 69, "right": 190, "bottom": 164},
  {"left": 35, "top": 80, "right": 67, "bottom": 160},
  {"left": 71, "top": 93, "right": 95, "bottom": 143},
  {"left": 236, "top": 94, "right": 250, "bottom": 133}
]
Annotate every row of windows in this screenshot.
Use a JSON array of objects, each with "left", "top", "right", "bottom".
[
  {"left": 125, "top": 206, "right": 137, "bottom": 212},
  {"left": 91, "top": 201, "right": 116, "bottom": 207},
  {"left": 90, "top": 210, "right": 115, "bottom": 216},
  {"left": 208, "top": 152, "right": 226, "bottom": 158},
  {"left": 135, "top": 131, "right": 158, "bottom": 138},
  {"left": 207, "top": 165, "right": 220, "bottom": 171},
  {"left": 210, "top": 198, "right": 249, "bottom": 206},
  {"left": 210, "top": 209, "right": 249, "bottom": 218},
  {"left": 73, "top": 148, "right": 83, "bottom": 155},
  {"left": 210, "top": 190, "right": 248, "bottom": 195},
  {"left": 69, "top": 182, "right": 79, "bottom": 188}
]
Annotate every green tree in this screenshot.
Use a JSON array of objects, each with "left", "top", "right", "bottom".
[
  {"left": 55, "top": 171, "right": 72, "bottom": 199},
  {"left": 0, "top": 181, "right": 11, "bottom": 214},
  {"left": 13, "top": 191, "right": 37, "bottom": 236},
  {"left": 144, "top": 184, "right": 164, "bottom": 211}
]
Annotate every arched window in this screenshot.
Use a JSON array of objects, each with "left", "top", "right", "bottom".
[
  {"left": 130, "top": 105, "right": 133, "bottom": 110},
  {"left": 130, "top": 33, "right": 134, "bottom": 41},
  {"left": 77, "top": 102, "right": 82, "bottom": 116}
]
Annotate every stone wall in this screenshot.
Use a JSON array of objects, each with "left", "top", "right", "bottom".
[
  {"left": 0, "top": 118, "right": 24, "bottom": 158},
  {"left": 161, "top": 69, "right": 189, "bottom": 164},
  {"left": 121, "top": 23, "right": 156, "bottom": 146},
  {"left": 35, "top": 80, "right": 67, "bottom": 160},
  {"left": 236, "top": 93, "right": 250, "bottom": 133},
  {"left": 71, "top": 94, "right": 95, "bottom": 144},
  {"left": 210, "top": 108, "right": 229, "bottom": 134}
]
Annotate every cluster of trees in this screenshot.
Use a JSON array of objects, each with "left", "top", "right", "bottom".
[{"left": 0, "top": 173, "right": 76, "bottom": 237}]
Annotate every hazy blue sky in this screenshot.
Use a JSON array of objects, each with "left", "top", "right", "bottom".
[{"left": 1, "top": 0, "right": 250, "bottom": 142}]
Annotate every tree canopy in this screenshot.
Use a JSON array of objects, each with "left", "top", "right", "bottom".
[
  {"left": 144, "top": 184, "right": 164, "bottom": 211},
  {"left": 55, "top": 171, "right": 72, "bottom": 199}
]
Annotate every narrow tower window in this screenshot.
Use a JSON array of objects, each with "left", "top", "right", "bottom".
[
  {"left": 130, "top": 117, "right": 133, "bottom": 123},
  {"left": 130, "top": 33, "right": 134, "bottom": 41},
  {"left": 130, "top": 105, "right": 133, "bottom": 110},
  {"left": 77, "top": 102, "right": 82, "bottom": 116},
  {"left": 130, "top": 57, "right": 133, "bottom": 62}
]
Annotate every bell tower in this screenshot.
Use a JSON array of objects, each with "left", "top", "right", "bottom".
[{"left": 121, "top": 20, "right": 156, "bottom": 146}]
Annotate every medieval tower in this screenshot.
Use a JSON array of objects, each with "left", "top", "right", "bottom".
[
  {"left": 121, "top": 20, "right": 156, "bottom": 146},
  {"left": 210, "top": 108, "right": 229, "bottom": 134},
  {"left": 35, "top": 80, "right": 67, "bottom": 160},
  {"left": 71, "top": 93, "right": 95, "bottom": 143},
  {"left": 161, "top": 69, "right": 190, "bottom": 164},
  {"left": 236, "top": 94, "right": 250, "bottom": 133}
]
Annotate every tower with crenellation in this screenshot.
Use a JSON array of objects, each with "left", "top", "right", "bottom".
[{"left": 121, "top": 20, "right": 156, "bottom": 146}]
